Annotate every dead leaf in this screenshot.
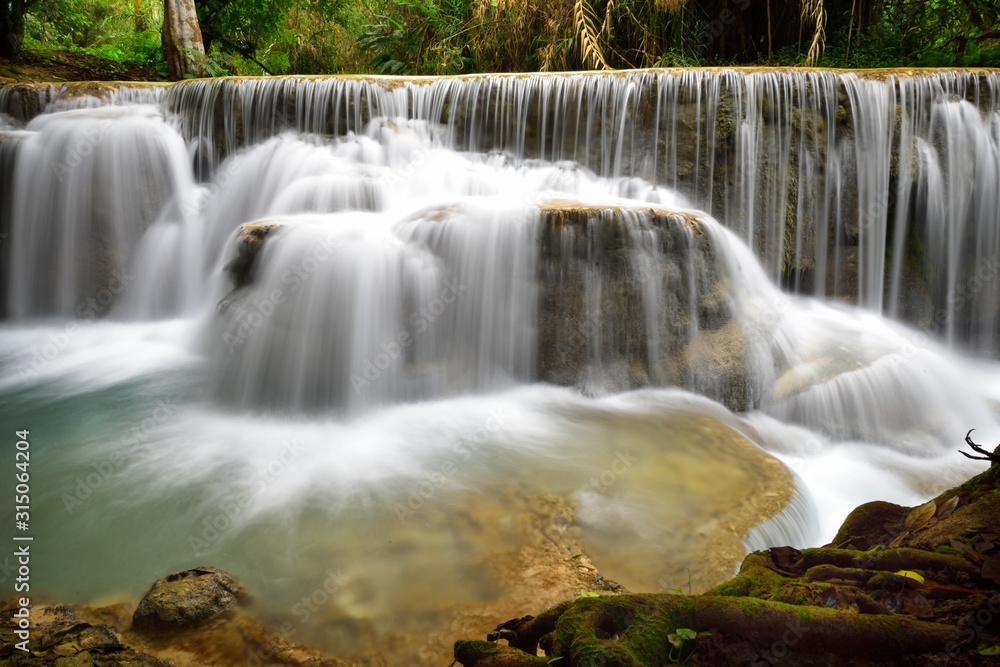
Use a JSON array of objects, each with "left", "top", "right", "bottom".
[
  {"left": 975, "top": 540, "right": 996, "bottom": 554},
  {"left": 950, "top": 537, "right": 972, "bottom": 552},
  {"left": 899, "top": 588, "right": 934, "bottom": 619},
  {"left": 936, "top": 496, "right": 959, "bottom": 519},
  {"left": 770, "top": 546, "right": 802, "bottom": 568},
  {"left": 982, "top": 556, "right": 1000, "bottom": 584},
  {"left": 905, "top": 500, "right": 937, "bottom": 533},
  {"left": 889, "top": 531, "right": 910, "bottom": 548}
]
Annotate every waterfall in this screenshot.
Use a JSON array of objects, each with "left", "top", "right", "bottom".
[
  {"left": 1, "top": 105, "right": 194, "bottom": 318},
  {"left": 2, "top": 69, "right": 998, "bottom": 663}
]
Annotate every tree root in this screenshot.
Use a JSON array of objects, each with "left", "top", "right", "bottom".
[{"left": 454, "top": 593, "right": 961, "bottom": 666}]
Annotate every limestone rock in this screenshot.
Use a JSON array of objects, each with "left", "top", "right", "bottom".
[
  {"left": 225, "top": 222, "right": 281, "bottom": 289},
  {"left": 132, "top": 565, "right": 247, "bottom": 632}
]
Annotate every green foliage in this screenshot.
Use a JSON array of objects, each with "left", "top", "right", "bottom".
[
  {"left": 358, "top": 0, "right": 475, "bottom": 75},
  {"left": 816, "top": 0, "right": 1000, "bottom": 69},
  {"left": 12, "top": 0, "right": 1000, "bottom": 76},
  {"left": 196, "top": 0, "right": 354, "bottom": 74},
  {"left": 24, "top": 0, "right": 164, "bottom": 66}
]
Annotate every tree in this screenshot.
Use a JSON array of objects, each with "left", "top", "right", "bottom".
[
  {"left": 162, "top": 0, "right": 206, "bottom": 79},
  {"left": 0, "top": 0, "right": 26, "bottom": 57}
]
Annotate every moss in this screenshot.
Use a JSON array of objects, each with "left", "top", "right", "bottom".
[{"left": 831, "top": 500, "right": 908, "bottom": 548}]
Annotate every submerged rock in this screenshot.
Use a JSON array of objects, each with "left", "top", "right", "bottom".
[{"left": 132, "top": 565, "right": 248, "bottom": 632}]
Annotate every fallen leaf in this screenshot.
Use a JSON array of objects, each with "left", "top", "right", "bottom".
[
  {"left": 889, "top": 531, "right": 910, "bottom": 548},
  {"left": 978, "top": 644, "right": 1000, "bottom": 656},
  {"left": 936, "top": 496, "right": 959, "bottom": 519},
  {"left": 975, "top": 540, "right": 996, "bottom": 554},
  {"left": 949, "top": 537, "right": 972, "bottom": 553},
  {"left": 905, "top": 500, "right": 937, "bottom": 533},
  {"left": 899, "top": 588, "right": 934, "bottom": 619},
  {"left": 770, "top": 546, "right": 802, "bottom": 568},
  {"left": 981, "top": 556, "right": 1000, "bottom": 584},
  {"left": 950, "top": 538, "right": 985, "bottom": 562},
  {"left": 580, "top": 591, "right": 600, "bottom": 598}
]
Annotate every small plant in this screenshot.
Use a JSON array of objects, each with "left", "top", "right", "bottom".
[
  {"left": 668, "top": 627, "right": 709, "bottom": 664},
  {"left": 181, "top": 47, "right": 230, "bottom": 78}
]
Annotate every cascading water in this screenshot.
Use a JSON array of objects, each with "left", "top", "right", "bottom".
[{"left": 2, "top": 69, "right": 999, "bottom": 664}]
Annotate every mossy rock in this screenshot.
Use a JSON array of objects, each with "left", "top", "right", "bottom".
[{"left": 132, "top": 566, "right": 247, "bottom": 632}]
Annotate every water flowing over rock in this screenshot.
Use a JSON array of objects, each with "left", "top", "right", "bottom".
[
  {"left": 6, "top": 69, "right": 998, "bottom": 350},
  {"left": 0, "top": 104, "right": 193, "bottom": 318}
]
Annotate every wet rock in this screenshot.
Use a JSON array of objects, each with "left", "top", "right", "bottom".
[
  {"left": 0, "top": 603, "right": 167, "bottom": 666},
  {"left": 225, "top": 221, "right": 281, "bottom": 289},
  {"left": 535, "top": 201, "right": 750, "bottom": 409},
  {"left": 132, "top": 565, "right": 248, "bottom": 632}
]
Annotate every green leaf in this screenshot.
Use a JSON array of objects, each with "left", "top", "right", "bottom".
[
  {"left": 675, "top": 628, "right": 697, "bottom": 640},
  {"left": 580, "top": 591, "right": 601, "bottom": 598},
  {"left": 979, "top": 644, "right": 1000, "bottom": 656}
]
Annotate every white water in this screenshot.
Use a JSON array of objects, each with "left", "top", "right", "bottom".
[{"left": 1, "top": 71, "right": 998, "bottom": 663}]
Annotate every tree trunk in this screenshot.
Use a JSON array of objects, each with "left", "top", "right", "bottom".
[
  {"left": 162, "top": 0, "right": 206, "bottom": 80},
  {"left": 1, "top": 0, "right": 26, "bottom": 58}
]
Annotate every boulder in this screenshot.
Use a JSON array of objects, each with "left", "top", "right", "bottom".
[{"left": 132, "top": 565, "right": 247, "bottom": 632}]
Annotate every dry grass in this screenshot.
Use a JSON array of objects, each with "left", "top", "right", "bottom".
[
  {"left": 801, "top": 0, "right": 826, "bottom": 66},
  {"left": 574, "top": 0, "right": 611, "bottom": 69}
]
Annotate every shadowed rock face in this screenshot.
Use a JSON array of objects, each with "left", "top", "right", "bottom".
[{"left": 536, "top": 202, "right": 751, "bottom": 410}]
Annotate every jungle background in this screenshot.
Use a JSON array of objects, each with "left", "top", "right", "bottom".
[{"left": 1, "top": 0, "right": 999, "bottom": 81}]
